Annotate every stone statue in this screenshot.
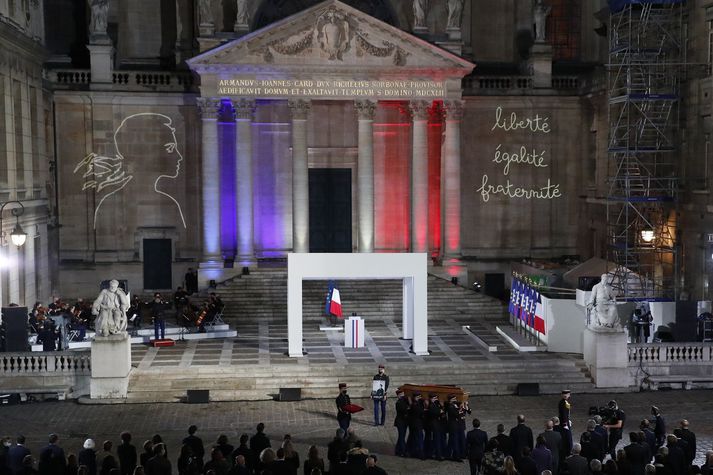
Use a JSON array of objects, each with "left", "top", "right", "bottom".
[
  {"left": 236, "top": 0, "right": 249, "bottom": 26},
  {"left": 533, "top": 0, "right": 552, "bottom": 43},
  {"left": 586, "top": 274, "right": 621, "bottom": 331},
  {"left": 198, "top": 0, "right": 213, "bottom": 25},
  {"left": 89, "top": 0, "right": 109, "bottom": 36},
  {"left": 447, "top": 0, "right": 464, "bottom": 30},
  {"left": 92, "top": 279, "right": 130, "bottom": 337},
  {"left": 413, "top": 0, "right": 427, "bottom": 29}
]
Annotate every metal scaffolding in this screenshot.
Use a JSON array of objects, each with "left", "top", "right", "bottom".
[{"left": 607, "top": 0, "right": 684, "bottom": 300}]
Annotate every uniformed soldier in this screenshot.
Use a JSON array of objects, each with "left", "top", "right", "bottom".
[
  {"left": 336, "top": 383, "right": 352, "bottom": 433},
  {"left": 426, "top": 393, "right": 446, "bottom": 460},
  {"left": 394, "top": 389, "right": 410, "bottom": 457},
  {"left": 447, "top": 394, "right": 466, "bottom": 462},
  {"left": 558, "top": 390, "right": 573, "bottom": 450},
  {"left": 372, "top": 364, "right": 390, "bottom": 426},
  {"left": 408, "top": 392, "right": 425, "bottom": 459}
]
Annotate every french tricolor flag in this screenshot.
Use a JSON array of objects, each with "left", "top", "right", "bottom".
[{"left": 326, "top": 281, "right": 343, "bottom": 318}]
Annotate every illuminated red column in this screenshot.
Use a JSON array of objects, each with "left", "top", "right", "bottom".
[
  {"left": 443, "top": 100, "right": 463, "bottom": 258},
  {"left": 409, "top": 101, "right": 430, "bottom": 253}
]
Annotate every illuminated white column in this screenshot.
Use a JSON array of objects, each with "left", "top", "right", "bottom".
[
  {"left": 8, "top": 242, "right": 20, "bottom": 304},
  {"left": 409, "top": 101, "right": 429, "bottom": 253},
  {"left": 443, "top": 100, "right": 463, "bottom": 258},
  {"left": 355, "top": 100, "right": 376, "bottom": 253},
  {"left": 198, "top": 97, "right": 222, "bottom": 265},
  {"left": 234, "top": 99, "right": 255, "bottom": 264},
  {"left": 289, "top": 99, "right": 311, "bottom": 253}
]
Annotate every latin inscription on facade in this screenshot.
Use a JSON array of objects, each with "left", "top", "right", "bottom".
[{"left": 217, "top": 78, "right": 445, "bottom": 98}]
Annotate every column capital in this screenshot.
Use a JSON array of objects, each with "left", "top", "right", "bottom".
[
  {"left": 444, "top": 100, "right": 465, "bottom": 120},
  {"left": 233, "top": 98, "right": 256, "bottom": 120},
  {"left": 408, "top": 100, "right": 430, "bottom": 121},
  {"left": 288, "top": 99, "right": 312, "bottom": 120},
  {"left": 197, "top": 97, "right": 221, "bottom": 119},
  {"left": 354, "top": 100, "right": 377, "bottom": 120}
]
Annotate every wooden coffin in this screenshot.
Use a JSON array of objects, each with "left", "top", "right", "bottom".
[{"left": 397, "top": 384, "right": 469, "bottom": 403}]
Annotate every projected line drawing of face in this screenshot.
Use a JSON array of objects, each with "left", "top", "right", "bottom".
[{"left": 74, "top": 112, "right": 187, "bottom": 229}]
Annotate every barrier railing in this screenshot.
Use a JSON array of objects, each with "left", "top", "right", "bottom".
[
  {"left": 463, "top": 75, "right": 584, "bottom": 94},
  {"left": 628, "top": 343, "right": 713, "bottom": 363},
  {"left": 48, "top": 69, "right": 196, "bottom": 92},
  {"left": 0, "top": 351, "right": 91, "bottom": 374}
]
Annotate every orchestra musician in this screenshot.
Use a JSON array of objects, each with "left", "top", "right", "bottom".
[
  {"left": 151, "top": 293, "right": 169, "bottom": 340},
  {"left": 128, "top": 296, "right": 143, "bottom": 331},
  {"left": 173, "top": 286, "right": 189, "bottom": 325}
]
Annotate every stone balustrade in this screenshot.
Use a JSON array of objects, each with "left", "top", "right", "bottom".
[
  {"left": 628, "top": 343, "right": 713, "bottom": 364},
  {"left": 462, "top": 74, "right": 584, "bottom": 95},
  {"left": 0, "top": 351, "right": 91, "bottom": 375},
  {"left": 48, "top": 69, "right": 197, "bottom": 92}
]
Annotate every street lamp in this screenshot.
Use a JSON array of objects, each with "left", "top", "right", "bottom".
[{"left": 0, "top": 201, "right": 27, "bottom": 247}]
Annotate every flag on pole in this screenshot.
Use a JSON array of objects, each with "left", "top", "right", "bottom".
[
  {"left": 522, "top": 285, "right": 530, "bottom": 324},
  {"left": 534, "top": 291, "right": 546, "bottom": 334},
  {"left": 327, "top": 282, "right": 343, "bottom": 318},
  {"left": 508, "top": 277, "right": 515, "bottom": 315},
  {"left": 529, "top": 287, "right": 537, "bottom": 327}
]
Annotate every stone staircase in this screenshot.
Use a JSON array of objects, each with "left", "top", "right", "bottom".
[
  {"left": 214, "top": 268, "right": 507, "bottom": 323},
  {"left": 127, "top": 358, "right": 596, "bottom": 402}
]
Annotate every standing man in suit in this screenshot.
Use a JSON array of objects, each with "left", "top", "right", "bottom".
[
  {"left": 466, "top": 418, "right": 488, "bottom": 475},
  {"left": 563, "top": 444, "right": 589, "bottom": 475},
  {"left": 393, "top": 389, "right": 410, "bottom": 457},
  {"left": 336, "top": 383, "right": 352, "bottom": 433},
  {"left": 371, "top": 364, "right": 389, "bottom": 426},
  {"left": 7, "top": 436, "right": 30, "bottom": 475},
  {"left": 539, "top": 420, "right": 562, "bottom": 475},
  {"left": 38, "top": 434, "right": 66, "bottom": 475},
  {"left": 509, "top": 415, "right": 534, "bottom": 462},
  {"left": 558, "top": 390, "right": 573, "bottom": 451}
]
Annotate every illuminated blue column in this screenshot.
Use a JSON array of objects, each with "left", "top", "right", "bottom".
[
  {"left": 198, "top": 97, "right": 222, "bottom": 265},
  {"left": 289, "top": 99, "right": 311, "bottom": 253},
  {"left": 355, "top": 100, "right": 376, "bottom": 253},
  {"left": 233, "top": 98, "right": 255, "bottom": 265}
]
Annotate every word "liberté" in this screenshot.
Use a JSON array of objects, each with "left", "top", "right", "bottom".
[{"left": 491, "top": 106, "right": 551, "bottom": 134}]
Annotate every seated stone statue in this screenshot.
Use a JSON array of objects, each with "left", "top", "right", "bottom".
[
  {"left": 586, "top": 273, "right": 621, "bottom": 331},
  {"left": 92, "top": 279, "right": 130, "bottom": 337}
]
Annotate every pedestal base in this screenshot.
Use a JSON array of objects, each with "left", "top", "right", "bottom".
[
  {"left": 528, "top": 42, "right": 553, "bottom": 89},
  {"left": 87, "top": 43, "right": 114, "bottom": 84},
  {"left": 583, "top": 328, "right": 632, "bottom": 388},
  {"left": 90, "top": 333, "right": 131, "bottom": 399}
]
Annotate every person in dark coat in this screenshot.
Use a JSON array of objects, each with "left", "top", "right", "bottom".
[
  {"left": 144, "top": 445, "right": 170, "bottom": 475},
  {"left": 563, "top": 444, "right": 589, "bottom": 475},
  {"left": 203, "top": 449, "right": 230, "bottom": 475},
  {"left": 665, "top": 436, "right": 686, "bottom": 475},
  {"left": 509, "top": 415, "right": 534, "bottom": 462},
  {"left": 676, "top": 420, "right": 696, "bottom": 466},
  {"left": 365, "top": 455, "right": 387, "bottom": 475},
  {"left": 466, "top": 418, "right": 488, "bottom": 475},
  {"left": 17, "top": 456, "right": 37, "bottom": 475},
  {"left": 181, "top": 426, "right": 204, "bottom": 470},
  {"left": 624, "top": 432, "right": 649, "bottom": 475},
  {"left": 553, "top": 417, "right": 571, "bottom": 462},
  {"left": 580, "top": 430, "right": 598, "bottom": 463},
  {"left": 38, "top": 434, "right": 66, "bottom": 475},
  {"left": 176, "top": 444, "right": 200, "bottom": 475},
  {"left": 516, "top": 447, "right": 538, "bottom": 475},
  {"left": 98, "top": 442, "right": 117, "bottom": 475},
  {"left": 249, "top": 424, "right": 271, "bottom": 460},
  {"left": 531, "top": 436, "right": 553, "bottom": 475},
  {"left": 117, "top": 433, "right": 136, "bottom": 475},
  {"left": 229, "top": 435, "right": 254, "bottom": 474},
  {"left": 584, "top": 420, "right": 606, "bottom": 462},
  {"left": 494, "top": 424, "right": 513, "bottom": 458},
  {"left": 8, "top": 436, "right": 32, "bottom": 475},
  {"left": 336, "top": 384, "right": 352, "bottom": 434},
  {"left": 409, "top": 393, "right": 425, "bottom": 459},
  {"left": 1, "top": 437, "right": 13, "bottom": 475},
  {"left": 139, "top": 442, "right": 153, "bottom": 470},
  {"left": 593, "top": 416, "right": 610, "bottom": 457},
  {"left": 214, "top": 436, "right": 233, "bottom": 464},
  {"left": 539, "top": 420, "right": 562, "bottom": 475},
  {"left": 651, "top": 407, "right": 666, "bottom": 451},
  {"left": 640, "top": 420, "right": 656, "bottom": 459},
  {"left": 326, "top": 429, "right": 346, "bottom": 474},
  {"left": 78, "top": 440, "right": 97, "bottom": 475},
  {"left": 393, "top": 389, "right": 409, "bottom": 457}
]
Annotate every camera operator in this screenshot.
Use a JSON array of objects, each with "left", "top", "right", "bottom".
[{"left": 603, "top": 400, "right": 626, "bottom": 459}]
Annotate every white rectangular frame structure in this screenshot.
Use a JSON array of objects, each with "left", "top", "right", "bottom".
[{"left": 287, "top": 253, "right": 428, "bottom": 357}]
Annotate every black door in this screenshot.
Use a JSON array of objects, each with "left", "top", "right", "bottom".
[
  {"left": 309, "top": 168, "right": 352, "bottom": 253},
  {"left": 143, "top": 239, "right": 172, "bottom": 290}
]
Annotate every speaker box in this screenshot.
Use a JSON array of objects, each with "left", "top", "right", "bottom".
[
  {"left": 484, "top": 273, "right": 505, "bottom": 300},
  {"left": 516, "top": 383, "right": 540, "bottom": 396},
  {"left": 279, "top": 387, "right": 301, "bottom": 401},
  {"left": 2, "top": 306, "right": 29, "bottom": 352},
  {"left": 186, "top": 389, "right": 209, "bottom": 404}
]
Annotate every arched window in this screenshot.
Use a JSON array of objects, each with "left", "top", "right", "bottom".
[{"left": 252, "top": 0, "right": 399, "bottom": 31}]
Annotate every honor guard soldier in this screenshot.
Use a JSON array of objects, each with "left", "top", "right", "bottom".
[
  {"left": 447, "top": 394, "right": 466, "bottom": 462},
  {"left": 372, "top": 364, "right": 390, "bottom": 426},
  {"left": 558, "top": 390, "right": 573, "bottom": 450},
  {"left": 394, "top": 389, "right": 410, "bottom": 457},
  {"left": 408, "top": 392, "right": 425, "bottom": 459},
  {"left": 336, "top": 383, "right": 352, "bottom": 433},
  {"left": 426, "top": 393, "right": 446, "bottom": 461}
]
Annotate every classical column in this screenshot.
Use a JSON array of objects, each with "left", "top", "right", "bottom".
[
  {"left": 234, "top": 99, "right": 255, "bottom": 264},
  {"left": 289, "top": 99, "right": 311, "bottom": 253},
  {"left": 234, "top": 0, "right": 250, "bottom": 33},
  {"left": 443, "top": 100, "right": 463, "bottom": 258},
  {"left": 409, "top": 100, "right": 430, "bottom": 254},
  {"left": 355, "top": 100, "right": 376, "bottom": 253},
  {"left": 198, "top": 97, "right": 222, "bottom": 265}
]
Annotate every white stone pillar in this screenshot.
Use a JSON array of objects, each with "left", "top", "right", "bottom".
[
  {"left": 234, "top": 99, "right": 255, "bottom": 265},
  {"left": 197, "top": 97, "right": 222, "bottom": 265},
  {"left": 443, "top": 100, "right": 463, "bottom": 258},
  {"left": 409, "top": 101, "right": 430, "bottom": 253},
  {"left": 23, "top": 228, "right": 36, "bottom": 306},
  {"left": 355, "top": 100, "right": 376, "bottom": 253},
  {"left": 289, "top": 100, "right": 311, "bottom": 253}
]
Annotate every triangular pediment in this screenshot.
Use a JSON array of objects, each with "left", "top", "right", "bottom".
[{"left": 188, "top": 0, "right": 474, "bottom": 75}]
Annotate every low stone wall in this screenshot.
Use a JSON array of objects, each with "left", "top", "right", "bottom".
[
  {"left": 628, "top": 343, "right": 713, "bottom": 389},
  {"left": 0, "top": 351, "right": 92, "bottom": 398}
]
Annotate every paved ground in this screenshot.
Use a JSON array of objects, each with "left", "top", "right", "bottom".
[
  {"left": 2, "top": 390, "right": 712, "bottom": 475},
  {"left": 131, "top": 317, "right": 568, "bottom": 368}
]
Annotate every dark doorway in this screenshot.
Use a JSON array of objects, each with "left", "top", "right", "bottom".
[
  {"left": 143, "top": 239, "right": 172, "bottom": 290},
  {"left": 309, "top": 168, "right": 352, "bottom": 253}
]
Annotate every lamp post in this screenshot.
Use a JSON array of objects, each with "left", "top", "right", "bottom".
[{"left": 0, "top": 201, "right": 27, "bottom": 247}]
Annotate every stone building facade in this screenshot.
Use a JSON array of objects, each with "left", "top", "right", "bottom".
[{"left": 4, "top": 0, "right": 713, "bottom": 303}]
